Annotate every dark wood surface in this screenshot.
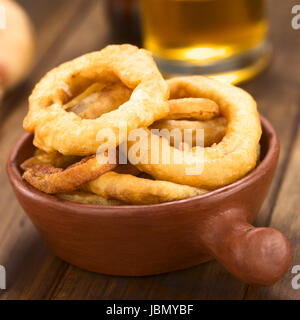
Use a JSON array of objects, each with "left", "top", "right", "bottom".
[{"left": 0, "top": 0, "right": 300, "bottom": 300}]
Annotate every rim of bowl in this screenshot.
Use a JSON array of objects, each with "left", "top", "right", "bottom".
[{"left": 7, "top": 116, "right": 279, "bottom": 214}]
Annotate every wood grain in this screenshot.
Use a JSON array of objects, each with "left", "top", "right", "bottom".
[
  {"left": 0, "top": 0, "right": 101, "bottom": 300},
  {"left": 242, "top": 0, "right": 300, "bottom": 300},
  {"left": 246, "top": 115, "right": 300, "bottom": 299}
]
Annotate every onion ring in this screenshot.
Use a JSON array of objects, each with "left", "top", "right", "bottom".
[
  {"left": 22, "top": 152, "right": 117, "bottom": 194},
  {"left": 23, "top": 44, "right": 169, "bottom": 155},
  {"left": 166, "top": 98, "right": 219, "bottom": 121},
  {"left": 57, "top": 191, "right": 124, "bottom": 206},
  {"left": 150, "top": 117, "right": 227, "bottom": 148},
  {"left": 67, "top": 84, "right": 217, "bottom": 122},
  {"left": 128, "top": 76, "right": 262, "bottom": 190},
  {"left": 21, "top": 150, "right": 81, "bottom": 170},
  {"left": 86, "top": 172, "right": 207, "bottom": 205},
  {"left": 64, "top": 81, "right": 132, "bottom": 119}
]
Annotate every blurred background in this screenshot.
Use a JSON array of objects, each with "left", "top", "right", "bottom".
[
  {"left": 1, "top": 0, "right": 300, "bottom": 300},
  {"left": 110, "top": 0, "right": 271, "bottom": 84},
  {"left": 0, "top": 0, "right": 297, "bottom": 99},
  {"left": 0, "top": 0, "right": 294, "bottom": 94}
]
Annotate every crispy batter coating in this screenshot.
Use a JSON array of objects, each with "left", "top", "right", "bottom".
[
  {"left": 22, "top": 153, "right": 117, "bottom": 194},
  {"left": 150, "top": 117, "right": 227, "bottom": 148},
  {"left": 86, "top": 172, "right": 207, "bottom": 205},
  {"left": 128, "top": 76, "right": 262, "bottom": 190},
  {"left": 21, "top": 150, "right": 81, "bottom": 170},
  {"left": 65, "top": 82, "right": 132, "bottom": 119},
  {"left": 23, "top": 44, "right": 169, "bottom": 155},
  {"left": 57, "top": 191, "right": 124, "bottom": 206},
  {"left": 166, "top": 98, "right": 220, "bottom": 121}
]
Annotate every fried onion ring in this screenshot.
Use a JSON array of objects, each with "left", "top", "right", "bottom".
[
  {"left": 150, "top": 117, "right": 227, "bottom": 148},
  {"left": 166, "top": 98, "right": 219, "bottom": 121},
  {"left": 64, "top": 81, "right": 132, "bottom": 119},
  {"left": 22, "top": 152, "right": 117, "bottom": 194},
  {"left": 127, "top": 76, "right": 262, "bottom": 190},
  {"left": 67, "top": 83, "right": 217, "bottom": 122},
  {"left": 21, "top": 150, "right": 81, "bottom": 170},
  {"left": 57, "top": 191, "right": 124, "bottom": 206},
  {"left": 86, "top": 172, "right": 207, "bottom": 205},
  {"left": 23, "top": 44, "right": 169, "bottom": 155}
]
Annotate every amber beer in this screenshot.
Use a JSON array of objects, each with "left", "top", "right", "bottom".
[{"left": 140, "top": 0, "right": 269, "bottom": 84}]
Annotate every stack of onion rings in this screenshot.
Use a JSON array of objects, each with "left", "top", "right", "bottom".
[
  {"left": 23, "top": 44, "right": 169, "bottom": 155},
  {"left": 21, "top": 45, "right": 262, "bottom": 205},
  {"left": 128, "top": 76, "right": 261, "bottom": 190}
]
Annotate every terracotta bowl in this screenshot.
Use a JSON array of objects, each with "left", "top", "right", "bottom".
[{"left": 7, "top": 116, "right": 291, "bottom": 286}]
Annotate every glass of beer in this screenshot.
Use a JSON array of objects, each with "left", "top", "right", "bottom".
[
  {"left": 104, "top": 0, "right": 142, "bottom": 46},
  {"left": 140, "top": 0, "right": 270, "bottom": 84}
]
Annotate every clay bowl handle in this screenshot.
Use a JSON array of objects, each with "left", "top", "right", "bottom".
[{"left": 201, "top": 212, "right": 292, "bottom": 285}]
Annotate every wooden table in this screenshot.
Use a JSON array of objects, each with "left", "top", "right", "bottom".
[{"left": 0, "top": 0, "right": 299, "bottom": 300}]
